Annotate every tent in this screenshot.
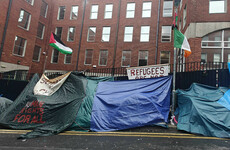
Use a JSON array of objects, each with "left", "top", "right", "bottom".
[
  {"left": 90, "top": 76, "right": 172, "bottom": 132},
  {"left": 176, "top": 83, "right": 230, "bottom": 138}
]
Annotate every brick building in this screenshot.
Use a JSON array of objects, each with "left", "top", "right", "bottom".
[{"left": 0, "top": 0, "right": 229, "bottom": 76}]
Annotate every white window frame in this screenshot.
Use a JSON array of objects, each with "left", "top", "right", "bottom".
[
  {"left": 124, "top": 26, "right": 133, "bottom": 42},
  {"left": 25, "top": 0, "right": 34, "bottom": 5},
  {"left": 64, "top": 54, "right": 72, "bottom": 64},
  {"left": 67, "top": 27, "right": 75, "bottom": 42},
  {"left": 138, "top": 50, "right": 148, "bottom": 66},
  {"left": 87, "top": 27, "right": 96, "bottom": 42},
  {"left": 13, "top": 36, "right": 27, "bottom": 57},
  {"left": 183, "top": 5, "right": 187, "bottom": 28},
  {"left": 70, "top": 5, "right": 79, "bottom": 20},
  {"left": 40, "top": 0, "right": 48, "bottom": 18},
  {"left": 163, "top": 0, "right": 173, "bottom": 17},
  {"left": 84, "top": 49, "right": 93, "bottom": 65},
  {"left": 99, "top": 50, "right": 108, "bottom": 66},
  {"left": 18, "top": 9, "right": 31, "bottom": 30},
  {"left": 55, "top": 27, "right": 62, "bottom": 39},
  {"left": 213, "top": 53, "right": 221, "bottom": 63},
  {"left": 90, "top": 5, "right": 99, "bottom": 19},
  {"left": 201, "top": 53, "right": 207, "bottom": 63},
  {"left": 160, "top": 51, "right": 171, "bottom": 64},
  {"left": 142, "top": 2, "right": 152, "bottom": 18},
  {"left": 126, "top": 3, "right": 135, "bottom": 18},
  {"left": 161, "top": 26, "right": 171, "bottom": 42},
  {"left": 51, "top": 49, "right": 59, "bottom": 64},
  {"left": 104, "top": 4, "right": 113, "bottom": 19},
  {"left": 32, "top": 45, "right": 41, "bottom": 62},
  {"left": 140, "top": 26, "right": 150, "bottom": 42},
  {"left": 57, "top": 6, "right": 65, "bottom": 20},
  {"left": 209, "top": 0, "right": 227, "bottom": 14},
  {"left": 37, "top": 22, "right": 45, "bottom": 39},
  {"left": 121, "top": 50, "right": 131, "bottom": 67},
  {"left": 102, "top": 27, "right": 111, "bottom": 42}
]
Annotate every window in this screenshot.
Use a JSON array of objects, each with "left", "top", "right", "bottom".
[
  {"left": 209, "top": 0, "right": 226, "bottom": 13},
  {"left": 84, "top": 49, "right": 93, "bottom": 65},
  {"left": 25, "top": 0, "right": 34, "bottom": 5},
  {"left": 160, "top": 51, "right": 170, "bottom": 64},
  {"left": 142, "top": 2, "right": 152, "bottom": 18},
  {"left": 58, "top": 6, "right": 65, "bottom": 20},
  {"left": 40, "top": 0, "right": 48, "bottom": 18},
  {"left": 87, "top": 27, "right": 96, "bottom": 42},
  {"left": 18, "top": 9, "right": 31, "bottom": 30},
  {"left": 13, "top": 36, "right": 27, "bottom": 56},
  {"left": 67, "top": 27, "right": 75, "bottom": 41},
  {"left": 124, "top": 26, "right": 133, "bottom": 42},
  {"left": 99, "top": 50, "right": 108, "bottom": 66},
  {"left": 213, "top": 53, "right": 220, "bottom": 63},
  {"left": 228, "top": 54, "right": 230, "bottom": 62},
  {"left": 55, "top": 27, "right": 62, "bottom": 39},
  {"left": 64, "top": 54, "right": 72, "bottom": 64},
  {"left": 90, "top": 5, "right": 99, "bottom": 19},
  {"left": 139, "top": 51, "right": 148, "bottom": 66},
  {"left": 183, "top": 5, "right": 187, "bottom": 28},
  {"left": 201, "top": 53, "right": 207, "bottom": 63},
  {"left": 126, "top": 3, "right": 135, "bottom": 18},
  {"left": 32, "top": 45, "right": 41, "bottom": 62},
  {"left": 37, "top": 22, "right": 45, "bottom": 39},
  {"left": 201, "top": 29, "right": 230, "bottom": 62},
  {"left": 104, "top": 4, "right": 113, "bottom": 19},
  {"left": 51, "top": 49, "right": 59, "bottom": 63},
  {"left": 122, "top": 50, "right": 131, "bottom": 67},
  {"left": 161, "top": 26, "right": 171, "bottom": 42},
  {"left": 140, "top": 26, "right": 150, "bottom": 42},
  {"left": 163, "top": 0, "right": 173, "bottom": 17},
  {"left": 70, "top": 6, "right": 78, "bottom": 20},
  {"left": 102, "top": 27, "right": 111, "bottom": 42}
]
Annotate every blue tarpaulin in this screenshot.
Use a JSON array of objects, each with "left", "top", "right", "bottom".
[{"left": 90, "top": 76, "right": 172, "bottom": 132}]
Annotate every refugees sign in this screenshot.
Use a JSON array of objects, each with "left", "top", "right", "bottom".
[{"left": 126, "top": 64, "right": 169, "bottom": 80}]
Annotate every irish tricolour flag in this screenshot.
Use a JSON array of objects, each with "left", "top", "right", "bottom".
[
  {"left": 173, "top": 12, "right": 191, "bottom": 57},
  {"left": 49, "top": 33, "right": 72, "bottom": 55}
]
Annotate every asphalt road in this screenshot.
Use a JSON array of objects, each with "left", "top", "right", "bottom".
[{"left": 0, "top": 129, "right": 229, "bottom": 150}]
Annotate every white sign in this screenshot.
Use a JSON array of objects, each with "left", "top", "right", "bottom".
[
  {"left": 126, "top": 64, "right": 169, "bottom": 80},
  {"left": 33, "top": 72, "right": 71, "bottom": 96}
]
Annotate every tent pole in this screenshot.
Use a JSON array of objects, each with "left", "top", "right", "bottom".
[{"left": 172, "top": 47, "right": 177, "bottom": 116}]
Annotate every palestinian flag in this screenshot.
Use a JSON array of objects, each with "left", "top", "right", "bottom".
[
  {"left": 49, "top": 33, "right": 72, "bottom": 55},
  {"left": 172, "top": 12, "right": 191, "bottom": 57}
]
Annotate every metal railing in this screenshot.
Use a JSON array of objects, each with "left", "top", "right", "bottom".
[{"left": 0, "top": 62, "right": 229, "bottom": 81}]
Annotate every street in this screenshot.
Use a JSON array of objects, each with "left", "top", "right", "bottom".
[{"left": 0, "top": 129, "right": 229, "bottom": 150}]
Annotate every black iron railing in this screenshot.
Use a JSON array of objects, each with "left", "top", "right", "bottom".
[{"left": 0, "top": 62, "right": 229, "bottom": 81}]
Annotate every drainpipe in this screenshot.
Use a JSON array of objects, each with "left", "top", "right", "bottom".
[
  {"left": 112, "top": 0, "right": 121, "bottom": 75},
  {"left": 76, "top": 0, "right": 87, "bottom": 71},
  {"left": 0, "top": 0, "right": 13, "bottom": 61},
  {"left": 155, "top": 0, "right": 161, "bottom": 64}
]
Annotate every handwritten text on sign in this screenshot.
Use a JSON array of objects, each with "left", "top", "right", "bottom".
[{"left": 126, "top": 65, "right": 169, "bottom": 80}]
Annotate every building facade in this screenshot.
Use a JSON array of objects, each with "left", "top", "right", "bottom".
[{"left": 0, "top": 0, "right": 229, "bottom": 75}]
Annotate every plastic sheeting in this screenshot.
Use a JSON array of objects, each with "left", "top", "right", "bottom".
[
  {"left": 0, "top": 72, "right": 87, "bottom": 139},
  {"left": 90, "top": 76, "right": 172, "bottom": 132},
  {"left": 0, "top": 97, "right": 13, "bottom": 114},
  {"left": 67, "top": 76, "right": 114, "bottom": 131},
  {"left": 176, "top": 83, "right": 230, "bottom": 138}
]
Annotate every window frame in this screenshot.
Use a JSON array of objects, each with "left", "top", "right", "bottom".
[
  {"left": 121, "top": 50, "right": 131, "bottom": 67},
  {"left": 64, "top": 54, "right": 72, "bottom": 64},
  {"left": 84, "top": 49, "right": 93, "bottom": 65},
  {"left": 126, "top": 3, "right": 135, "bottom": 18},
  {"left": 67, "top": 26, "right": 75, "bottom": 42},
  {"left": 13, "top": 36, "right": 27, "bottom": 57},
  {"left": 142, "top": 1, "right": 152, "bottom": 18},
  {"left": 90, "top": 5, "right": 99, "bottom": 19},
  {"left": 36, "top": 22, "right": 45, "bottom": 39},
  {"left": 138, "top": 50, "right": 148, "bottom": 66},
  {"left": 104, "top": 4, "right": 113, "bottom": 19},
  {"left": 99, "top": 50, "right": 108, "bottom": 66},
  {"left": 101, "top": 27, "right": 111, "bottom": 42},
  {"left": 40, "top": 0, "right": 48, "bottom": 18},
  {"left": 70, "top": 5, "right": 79, "bottom": 20},
  {"left": 25, "top": 0, "right": 34, "bottom": 5},
  {"left": 140, "top": 26, "right": 150, "bottom": 42},
  {"left": 32, "top": 45, "right": 41, "bottom": 62},
  {"left": 163, "top": 0, "right": 173, "bottom": 17},
  {"left": 160, "top": 51, "right": 171, "bottom": 64},
  {"left": 161, "top": 26, "right": 172, "bottom": 42},
  {"left": 124, "top": 26, "right": 134, "bottom": 42},
  {"left": 87, "top": 27, "right": 96, "bottom": 42},
  {"left": 18, "top": 9, "right": 31, "bottom": 30},
  {"left": 51, "top": 49, "right": 59, "bottom": 64},
  {"left": 209, "top": 0, "right": 227, "bottom": 14},
  {"left": 57, "top": 6, "right": 66, "bottom": 20}
]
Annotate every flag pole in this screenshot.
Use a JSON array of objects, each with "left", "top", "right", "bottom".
[{"left": 172, "top": 47, "right": 177, "bottom": 116}]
